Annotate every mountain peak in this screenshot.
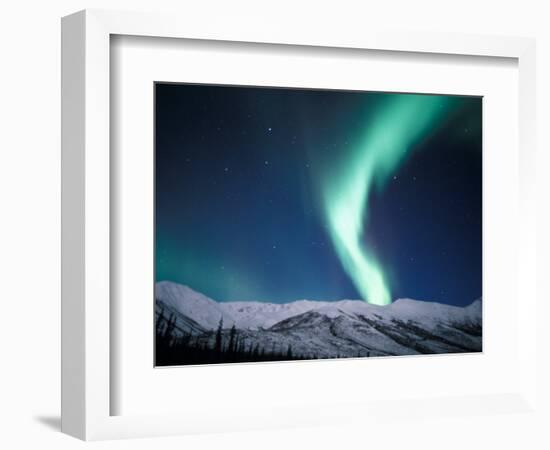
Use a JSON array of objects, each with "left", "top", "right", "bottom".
[
  {"left": 156, "top": 281, "right": 481, "bottom": 331},
  {"left": 156, "top": 280, "right": 235, "bottom": 329},
  {"left": 155, "top": 281, "right": 482, "bottom": 358}
]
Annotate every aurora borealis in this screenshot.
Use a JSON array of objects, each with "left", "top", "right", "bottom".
[
  {"left": 320, "top": 95, "right": 456, "bottom": 305},
  {"left": 155, "top": 84, "right": 482, "bottom": 307}
]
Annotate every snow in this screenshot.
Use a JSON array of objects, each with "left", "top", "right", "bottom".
[
  {"left": 155, "top": 281, "right": 235, "bottom": 330},
  {"left": 156, "top": 281, "right": 481, "bottom": 330},
  {"left": 221, "top": 300, "right": 321, "bottom": 329},
  {"left": 155, "top": 281, "right": 482, "bottom": 357}
]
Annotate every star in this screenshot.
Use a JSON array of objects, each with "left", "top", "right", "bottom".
[
  {"left": 267, "top": 127, "right": 272, "bottom": 132},
  {"left": 224, "top": 167, "right": 229, "bottom": 172},
  {"left": 264, "top": 160, "right": 270, "bottom": 165}
]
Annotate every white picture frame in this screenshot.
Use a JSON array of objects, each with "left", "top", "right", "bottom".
[{"left": 61, "top": 9, "right": 537, "bottom": 441}]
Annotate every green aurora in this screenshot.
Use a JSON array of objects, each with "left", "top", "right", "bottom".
[{"left": 319, "top": 94, "right": 456, "bottom": 305}]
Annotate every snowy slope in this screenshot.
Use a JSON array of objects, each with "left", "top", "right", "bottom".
[
  {"left": 221, "top": 300, "right": 328, "bottom": 329},
  {"left": 155, "top": 281, "right": 482, "bottom": 357},
  {"left": 156, "top": 281, "right": 235, "bottom": 330}
]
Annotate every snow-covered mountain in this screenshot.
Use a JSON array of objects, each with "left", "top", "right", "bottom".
[
  {"left": 156, "top": 281, "right": 235, "bottom": 330},
  {"left": 155, "top": 280, "right": 482, "bottom": 358}
]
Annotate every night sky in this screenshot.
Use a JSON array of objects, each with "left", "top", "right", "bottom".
[{"left": 155, "top": 83, "right": 482, "bottom": 307}]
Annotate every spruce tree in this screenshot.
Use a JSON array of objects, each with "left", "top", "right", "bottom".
[
  {"left": 286, "top": 344, "right": 293, "bottom": 359},
  {"left": 228, "top": 324, "right": 237, "bottom": 354},
  {"left": 215, "top": 316, "right": 224, "bottom": 355}
]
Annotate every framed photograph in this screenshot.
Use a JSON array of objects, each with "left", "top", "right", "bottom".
[
  {"left": 62, "top": 9, "right": 537, "bottom": 440},
  {"left": 153, "top": 83, "right": 483, "bottom": 367}
]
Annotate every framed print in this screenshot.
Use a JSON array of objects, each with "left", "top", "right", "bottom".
[
  {"left": 153, "top": 84, "right": 483, "bottom": 367},
  {"left": 61, "top": 9, "right": 537, "bottom": 441}
]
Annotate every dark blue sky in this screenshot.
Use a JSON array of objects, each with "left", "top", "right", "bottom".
[{"left": 155, "top": 83, "right": 481, "bottom": 307}]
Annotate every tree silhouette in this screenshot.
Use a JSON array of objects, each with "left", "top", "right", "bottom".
[
  {"left": 155, "top": 309, "right": 331, "bottom": 366},
  {"left": 215, "top": 316, "right": 224, "bottom": 355},
  {"left": 228, "top": 324, "right": 237, "bottom": 354}
]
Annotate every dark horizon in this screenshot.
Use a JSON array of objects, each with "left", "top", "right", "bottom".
[{"left": 155, "top": 83, "right": 482, "bottom": 307}]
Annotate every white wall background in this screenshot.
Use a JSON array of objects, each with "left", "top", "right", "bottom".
[{"left": 0, "top": 1, "right": 548, "bottom": 449}]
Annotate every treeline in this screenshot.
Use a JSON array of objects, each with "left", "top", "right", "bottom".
[{"left": 155, "top": 309, "right": 318, "bottom": 366}]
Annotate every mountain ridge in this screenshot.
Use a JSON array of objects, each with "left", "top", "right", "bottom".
[
  {"left": 156, "top": 280, "right": 481, "bottom": 330},
  {"left": 155, "top": 280, "right": 482, "bottom": 359}
]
